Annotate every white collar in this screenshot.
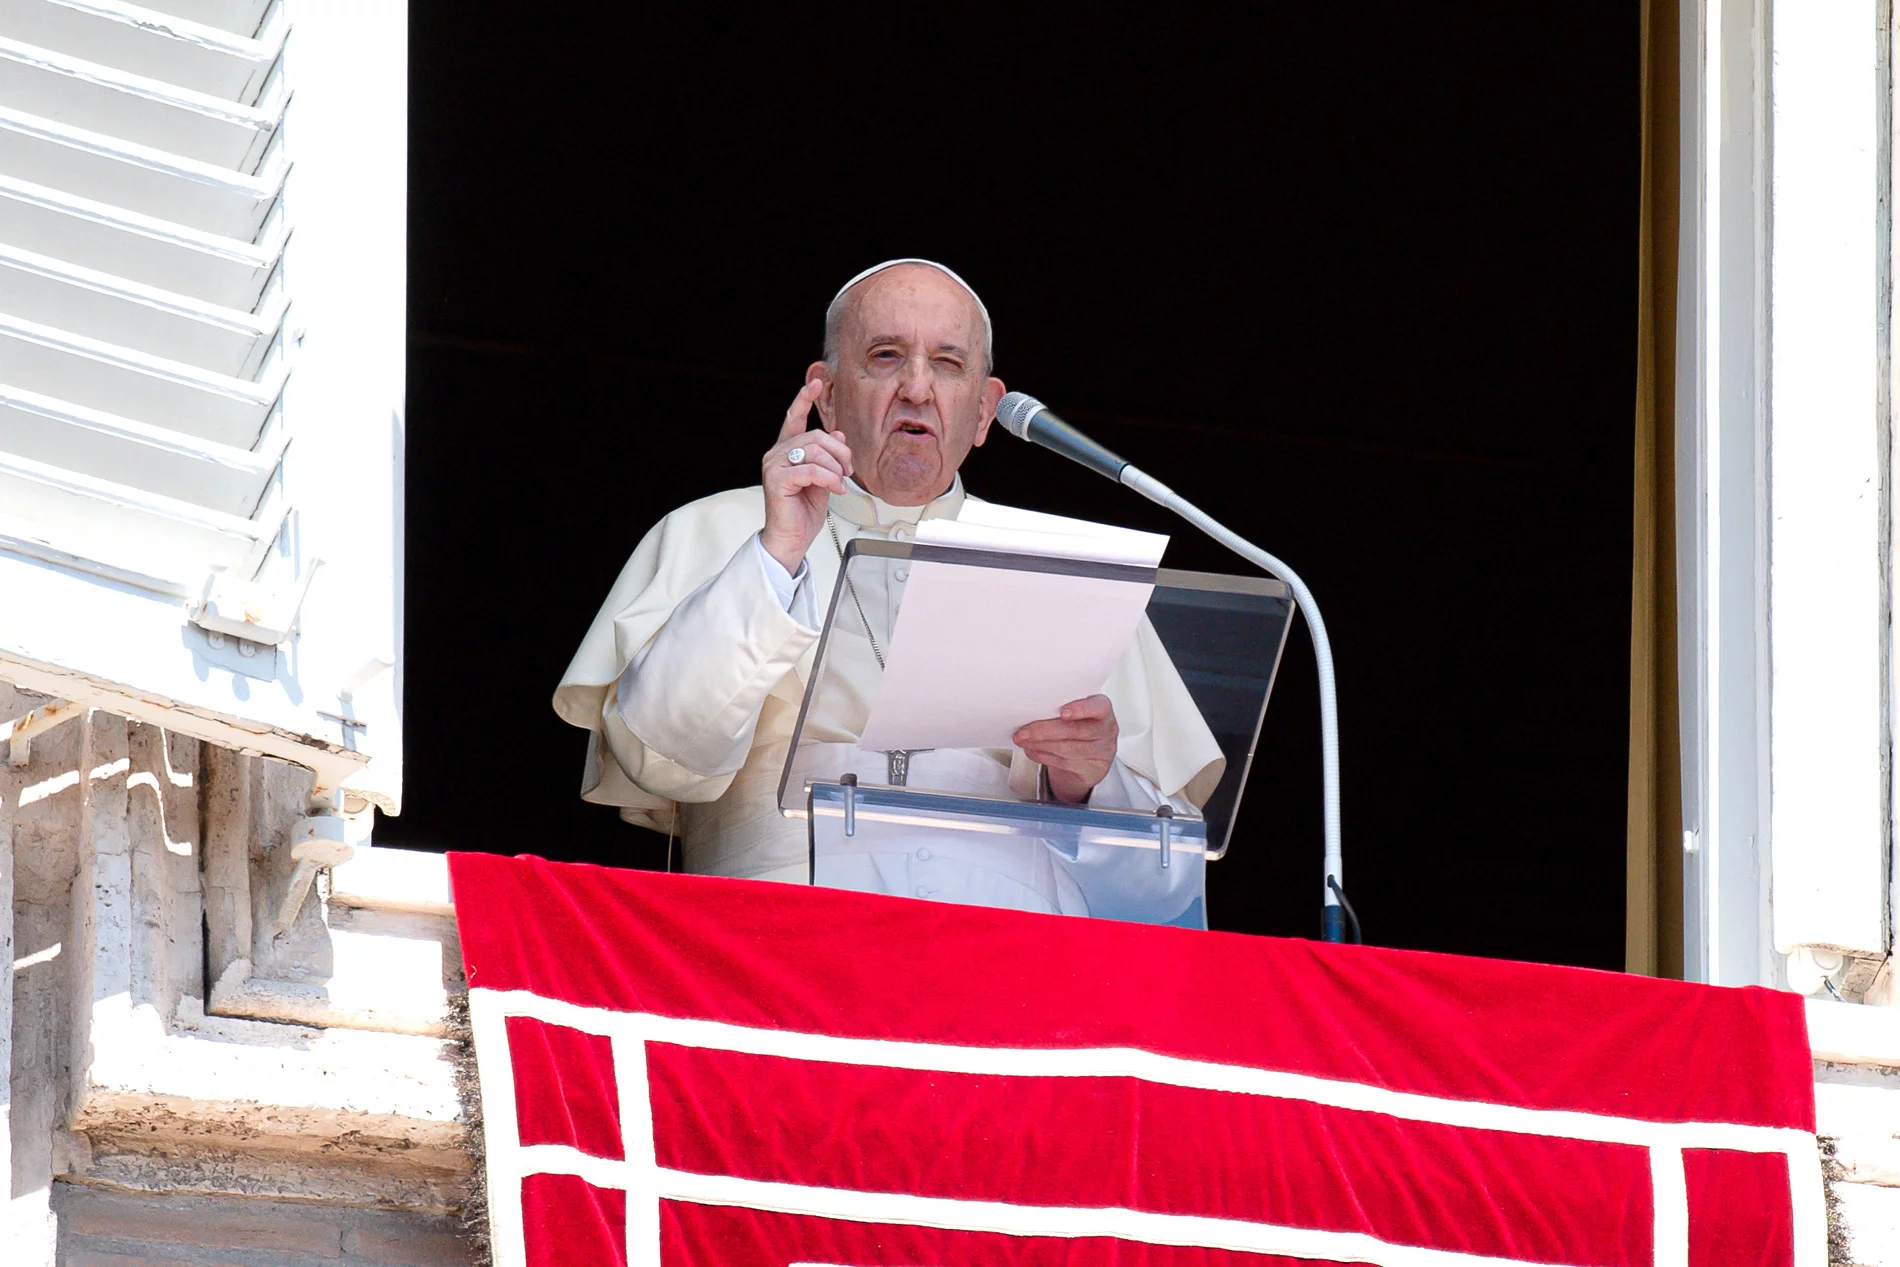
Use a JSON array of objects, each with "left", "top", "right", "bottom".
[{"left": 830, "top": 474, "right": 966, "bottom": 528}]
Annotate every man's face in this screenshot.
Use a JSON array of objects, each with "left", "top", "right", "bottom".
[{"left": 811, "top": 266, "right": 1005, "bottom": 506}]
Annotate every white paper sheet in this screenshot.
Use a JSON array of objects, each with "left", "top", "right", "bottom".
[
  {"left": 914, "top": 502, "right": 1168, "bottom": 566},
  {"left": 856, "top": 514, "right": 1165, "bottom": 752}
]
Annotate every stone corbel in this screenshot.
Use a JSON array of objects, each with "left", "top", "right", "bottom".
[{"left": 202, "top": 746, "right": 460, "bottom": 1038}]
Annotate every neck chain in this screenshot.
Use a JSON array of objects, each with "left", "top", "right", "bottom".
[
  {"left": 828, "top": 513, "right": 916, "bottom": 785},
  {"left": 826, "top": 514, "right": 886, "bottom": 671}
]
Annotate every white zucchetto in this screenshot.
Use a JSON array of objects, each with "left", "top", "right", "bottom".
[{"left": 827, "top": 259, "right": 993, "bottom": 363}]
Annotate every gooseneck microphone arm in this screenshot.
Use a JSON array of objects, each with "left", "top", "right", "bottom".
[{"left": 995, "top": 392, "right": 1349, "bottom": 944}]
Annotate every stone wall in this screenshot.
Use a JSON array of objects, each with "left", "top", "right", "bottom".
[
  {"left": 52, "top": 1183, "right": 470, "bottom": 1265},
  {"left": 3, "top": 685, "right": 468, "bottom": 1264}
]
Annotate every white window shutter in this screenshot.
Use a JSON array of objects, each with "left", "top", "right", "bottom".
[
  {"left": 0, "top": 0, "right": 403, "bottom": 813},
  {"left": 1762, "top": 4, "right": 1887, "bottom": 982}
]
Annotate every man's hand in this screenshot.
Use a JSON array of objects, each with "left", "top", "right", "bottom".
[
  {"left": 761, "top": 380, "right": 855, "bottom": 574},
  {"left": 1013, "top": 694, "right": 1119, "bottom": 805}
]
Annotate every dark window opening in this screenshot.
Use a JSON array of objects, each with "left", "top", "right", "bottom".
[{"left": 393, "top": 7, "right": 1640, "bottom": 971}]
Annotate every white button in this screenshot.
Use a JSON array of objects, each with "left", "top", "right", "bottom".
[
  {"left": 915, "top": 885, "right": 933, "bottom": 897},
  {"left": 916, "top": 847, "right": 931, "bottom": 861},
  {"left": 893, "top": 568, "right": 909, "bottom": 583},
  {"left": 891, "top": 523, "right": 912, "bottom": 540}
]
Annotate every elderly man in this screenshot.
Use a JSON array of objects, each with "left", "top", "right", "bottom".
[{"left": 555, "top": 260, "right": 1222, "bottom": 915}]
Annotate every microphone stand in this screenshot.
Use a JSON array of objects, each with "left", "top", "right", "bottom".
[
  {"left": 993, "top": 392, "right": 1351, "bottom": 943},
  {"left": 1117, "top": 463, "right": 1350, "bottom": 944}
]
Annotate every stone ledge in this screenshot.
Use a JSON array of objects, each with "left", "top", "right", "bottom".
[
  {"left": 68, "top": 999, "right": 468, "bottom": 1209},
  {"left": 69, "top": 1142, "right": 469, "bottom": 1215},
  {"left": 90, "top": 1001, "right": 462, "bottom": 1124},
  {"left": 1809, "top": 998, "right": 1900, "bottom": 1066},
  {"left": 329, "top": 844, "right": 453, "bottom": 916},
  {"left": 52, "top": 1182, "right": 474, "bottom": 1263}
]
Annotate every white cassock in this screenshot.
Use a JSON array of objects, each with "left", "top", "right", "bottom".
[{"left": 554, "top": 476, "right": 1226, "bottom": 916}]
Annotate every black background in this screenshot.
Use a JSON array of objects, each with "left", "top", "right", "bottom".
[{"left": 390, "top": 7, "right": 1640, "bottom": 970}]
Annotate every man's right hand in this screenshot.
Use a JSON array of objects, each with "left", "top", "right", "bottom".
[{"left": 760, "top": 379, "right": 854, "bottom": 574}]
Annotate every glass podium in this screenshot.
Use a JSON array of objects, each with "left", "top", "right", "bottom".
[{"left": 778, "top": 538, "right": 1294, "bottom": 928}]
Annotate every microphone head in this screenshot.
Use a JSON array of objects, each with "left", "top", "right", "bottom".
[{"left": 994, "top": 391, "right": 1045, "bottom": 440}]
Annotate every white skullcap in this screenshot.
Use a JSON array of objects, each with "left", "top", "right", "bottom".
[
  {"left": 826, "top": 258, "right": 993, "bottom": 368},
  {"left": 831, "top": 258, "right": 987, "bottom": 314}
]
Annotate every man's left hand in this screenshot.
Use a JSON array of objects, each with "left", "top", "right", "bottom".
[{"left": 1013, "top": 694, "right": 1118, "bottom": 805}]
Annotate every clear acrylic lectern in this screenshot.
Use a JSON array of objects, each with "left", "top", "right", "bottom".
[{"left": 778, "top": 539, "right": 1293, "bottom": 928}]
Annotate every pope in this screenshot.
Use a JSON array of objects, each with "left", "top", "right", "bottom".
[{"left": 554, "top": 260, "right": 1223, "bottom": 914}]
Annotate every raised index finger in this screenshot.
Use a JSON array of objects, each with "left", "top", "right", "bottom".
[{"left": 779, "top": 380, "right": 825, "bottom": 441}]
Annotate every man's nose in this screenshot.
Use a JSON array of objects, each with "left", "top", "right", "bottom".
[{"left": 897, "top": 354, "right": 934, "bottom": 403}]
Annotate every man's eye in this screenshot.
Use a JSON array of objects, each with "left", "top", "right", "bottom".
[
  {"left": 871, "top": 350, "right": 901, "bottom": 362},
  {"left": 934, "top": 358, "right": 965, "bottom": 372}
]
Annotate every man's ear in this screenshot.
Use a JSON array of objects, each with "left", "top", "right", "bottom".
[
  {"left": 806, "top": 362, "right": 835, "bottom": 428},
  {"left": 972, "top": 376, "right": 1006, "bottom": 447}
]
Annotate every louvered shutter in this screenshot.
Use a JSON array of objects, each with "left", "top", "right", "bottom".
[{"left": 0, "top": 0, "right": 403, "bottom": 811}]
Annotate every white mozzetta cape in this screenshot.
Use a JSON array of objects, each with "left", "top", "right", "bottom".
[{"left": 553, "top": 481, "right": 1226, "bottom": 856}]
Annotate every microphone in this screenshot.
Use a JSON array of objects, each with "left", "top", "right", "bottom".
[
  {"left": 994, "top": 392, "right": 1131, "bottom": 483},
  {"left": 993, "top": 389, "right": 1353, "bottom": 943}
]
